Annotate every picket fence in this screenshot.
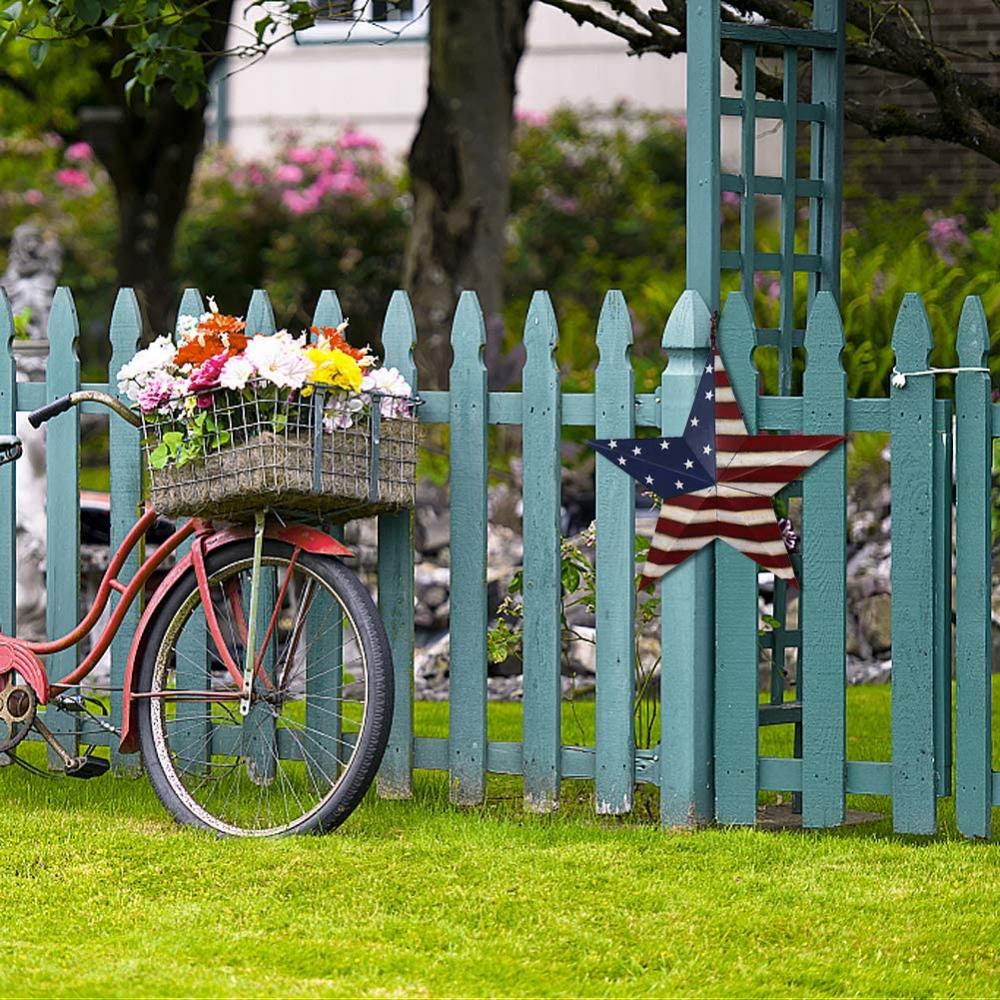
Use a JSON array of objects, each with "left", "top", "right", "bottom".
[{"left": 1, "top": 282, "right": 997, "bottom": 837}]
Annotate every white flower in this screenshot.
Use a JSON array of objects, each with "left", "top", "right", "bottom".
[
  {"left": 117, "top": 335, "right": 177, "bottom": 401},
  {"left": 175, "top": 314, "right": 199, "bottom": 339},
  {"left": 325, "top": 394, "right": 364, "bottom": 431},
  {"left": 219, "top": 354, "right": 256, "bottom": 391},
  {"left": 361, "top": 366, "right": 413, "bottom": 418},
  {"left": 244, "top": 331, "right": 313, "bottom": 389}
]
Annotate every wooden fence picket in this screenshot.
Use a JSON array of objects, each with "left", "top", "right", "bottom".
[
  {"left": 594, "top": 290, "right": 636, "bottom": 814},
  {"left": 954, "top": 296, "right": 992, "bottom": 839},
  {"left": 659, "top": 290, "right": 714, "bottom": 827},
  {"left": 377, "top": 290, "right": 417, "bottom": 799},
  {"left": 713, "top": 291, "right": 760, "bottom": 826},
  {"left": 889, "top": 294, "right": 937, "bottom": 835},
  {"left": 521, "top": 291, "right": 562, "bottom": 812},
  {"left": 448, "top": 291, "right": 489, "bottom": 805},
  {"left": 108, "top": 288, "right": 144, "bottom": 771},
  {"left": 0, "top": 291, "right": 16, "bottom": 635},
  {"left": 45, "top": 288, "right": 82, "bottom": 762},
  {"left": 800, "top": 291, "right": 847, "bottom": 828}
]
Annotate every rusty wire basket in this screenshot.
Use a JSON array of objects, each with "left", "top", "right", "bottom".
[{"left": 142, "top": 382, "right": 420, "bottom": 522}]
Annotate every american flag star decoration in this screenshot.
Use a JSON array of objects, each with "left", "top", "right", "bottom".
[{"left": 589, "top": 348, "right": 843, "bottom": 590}]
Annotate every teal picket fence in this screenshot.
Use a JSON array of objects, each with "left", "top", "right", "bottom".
[{"left": 2, "top": 281, "right": 999, "bottom": 837}]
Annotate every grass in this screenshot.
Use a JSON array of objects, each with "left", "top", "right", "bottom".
[{"left": 3, "top": 686, "right": 1000, "bottom": 997}]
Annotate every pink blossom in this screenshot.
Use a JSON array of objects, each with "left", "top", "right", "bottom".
[
  {"left": 338, "top": 130, "right": 380, "bottom": 151},
  {"left": 316, "top": 145, "right": 339, "bottom": 170},
  {"left": 515, "top": 109, "right": 549, "bottom": 127},
  {"left": 274, "top": 163, "right": 305, "bottom": 185},
  {"left": 64, "top": 141, "right": 93, "bottom": 163},
  {"left": 288, "top": 146, "right": 318, "bottom": 164},
  {"left": 55, "top": 168, "right": 91, "bottom": 191},
  {"left": 924, "top": 210, "right": 969, "bottom": 264},
  {"left": 189, "top": 351, "right": 229, "bottom": 394},
  {"left": 247, "top": 165, "right": 267, "bottom": 186},
  {"left": 282, "top": 189, "right": 320, "bottom": 215},
  {"left": 721, "top": 190, "right": 740, "bottom": 208},
  {"left": 137, "top": 371, "right": 187, "bottom": 414},
  {"left": 550, "top": 195, "right": 579, "bottom": 215},
  {"left": 23, "top": 189, "right": 44, "bottom": 206},
  {"left": 767, "top": 281, "right": 781, "bottom": 300}
]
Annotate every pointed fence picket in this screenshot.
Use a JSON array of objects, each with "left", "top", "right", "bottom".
[{"left": 4, "top": 283, "right": 1000, "bottom": 838}]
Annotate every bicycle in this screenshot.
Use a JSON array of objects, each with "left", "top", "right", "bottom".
[{"left": 0, "top": 388, "right": 397, "bottom": 837}]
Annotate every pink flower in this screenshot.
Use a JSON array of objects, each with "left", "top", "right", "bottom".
[
  {"left": 316, "top": 145, "right": 339, "bottom": 170},
  {"left": 515, "top": 109, "right": 549, "bottom": 127},
  {"left": 721, "top": 190, "right": 740, "bottom": 208},
  {"left": 247, "top": 165, "right": 266, "bottom": 186},
  {"left": 924, "top": 210, "right": 969, "bottom": 264},
  {"left": 23, "top": 189, "right": 44, "bottom": 206},
  {"left": 64, "top": 142, "right": 93, "bottom": 163},
  {"left": 550, "top": 195, "right": 579, "bottom": 215},
  {"left": 282, "top": 189, "right": 320, "bottom": 215},
  {"left": 288, "top": 146, "right": 318, "bottom": 164},
  {"left": 55, "top": 168, "right": 91, "bottom": 191},
  {"left": 189, "top": 351, "right": 229, "bottom": 394},
  {"left": 274, "top": 163, "right": 304, "bottom": 184},
  {"left": 338, "top": 130, "right": 380, "bottom": 151},
  {"left": 137, "top": 371, "right": 187, "bottom": 414},
  {"left": 767, "top": 281, "right": 781, "bottom": 300}
]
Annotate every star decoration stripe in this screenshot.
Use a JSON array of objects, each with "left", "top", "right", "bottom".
[{"left": 589, "top": 348, "right": 843, "bottom": 589}]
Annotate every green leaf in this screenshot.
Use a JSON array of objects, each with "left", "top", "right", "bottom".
[
  {"left": 149, "top": 444, "right": 169, "bottom": 470},
  {"left": 76, "top": 0, "right": 102, "bottom": 25},
  {"left": 27, "top": 40, "right": 48, "bottom": 68}
]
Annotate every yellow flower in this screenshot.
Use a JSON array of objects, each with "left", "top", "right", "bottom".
[{"left": 306, "top": 347, "right": 363, "bottom": 393}]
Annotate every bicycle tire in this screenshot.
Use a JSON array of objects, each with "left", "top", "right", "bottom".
[{"left": 135, "top": 539, "right": 393, "bottom": 836}]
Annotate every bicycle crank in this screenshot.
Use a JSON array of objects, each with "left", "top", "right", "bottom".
[
  {"left": 0, "top": 682, "right": 36, "bottom": 753},
  {"left": 30, "top": 714, "right": 110, "bottom": 780}
]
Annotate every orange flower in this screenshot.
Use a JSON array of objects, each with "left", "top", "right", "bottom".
[
  {"left": 311, "top": 325, "right": 366, "bottom": 362},
  {"left": 176, "top": 311, "right": 248, "bottom": 366}
]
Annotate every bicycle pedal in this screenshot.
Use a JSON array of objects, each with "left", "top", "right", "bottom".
[{"left": 64, "top": 755, "right": 110, "bottom": 780}]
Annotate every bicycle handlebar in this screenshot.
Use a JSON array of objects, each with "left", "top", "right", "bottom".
[{"left": 28, "top": 391, "right": 141, "bottom": 429}]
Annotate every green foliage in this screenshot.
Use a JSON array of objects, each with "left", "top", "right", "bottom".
[
  {"left": 174, "top": 135, "right": 407, "bottom": 343},
  {"left": 506, "top": 106, "right": 691, "bottom": 392}
]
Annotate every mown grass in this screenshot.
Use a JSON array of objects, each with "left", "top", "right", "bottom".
[{"left": 3, "top": 685, "right": 1000, "bottom": 998}]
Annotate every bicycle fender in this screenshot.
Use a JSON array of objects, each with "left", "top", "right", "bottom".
[{"left": 118, "top": 523, "right": 353, "bottom": 753}]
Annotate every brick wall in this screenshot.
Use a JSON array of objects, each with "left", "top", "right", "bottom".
[{"left": 844, "top": 0, "right": 1000, "bottom": 209}]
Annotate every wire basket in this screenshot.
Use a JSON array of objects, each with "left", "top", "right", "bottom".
[{"left": 142, "top": 382, "right": 420, "bottom": 522}]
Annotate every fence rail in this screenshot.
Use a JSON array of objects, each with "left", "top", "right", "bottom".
[{"left": 0, "top": 283, "right": 997, "bottom": 837}]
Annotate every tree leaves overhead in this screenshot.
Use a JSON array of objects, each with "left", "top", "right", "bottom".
[
  {"left": 0, "top": 1, "right": 321, "bottom": 108},
  {"left": 541, "top": 0, "right": 1000, "bottom": 170}
]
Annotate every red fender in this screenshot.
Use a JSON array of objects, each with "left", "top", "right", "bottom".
[
  {"left": 0, "top": 640, "right": 49, "bottom": 704},
  {"left": 118, "top": 522, "right": 352, "bottom": 753}
]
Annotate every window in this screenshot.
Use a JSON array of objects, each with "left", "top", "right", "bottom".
[{"left": 299, "top": 1, "right": 428, "bottom": 44}]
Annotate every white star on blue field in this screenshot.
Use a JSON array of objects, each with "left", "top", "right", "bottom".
[{"left": 588, "top": 363, "right": 717, "bottom": 498}]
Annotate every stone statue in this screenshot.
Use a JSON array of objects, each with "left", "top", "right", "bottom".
[
  {"left": 1, "top": 223, "right": 62, "bottom": 645},
  {"left": 2, "top": 223, "right": 62, "bottom": 344}
]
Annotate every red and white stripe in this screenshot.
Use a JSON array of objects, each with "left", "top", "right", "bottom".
[{"left": 640, "top": 350, "right": 842, "bottom": 588}]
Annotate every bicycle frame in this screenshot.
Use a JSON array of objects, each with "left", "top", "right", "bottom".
[{"left": 0, "top": 504, "right": 353, "bottom": 754}]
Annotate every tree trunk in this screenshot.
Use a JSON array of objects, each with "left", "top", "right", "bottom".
[
  {"left": 83, "top": 2, "right": 232, "bottom": 335},
  {"left": 404, "top": 0, "right": 532, "bottom": 389}
]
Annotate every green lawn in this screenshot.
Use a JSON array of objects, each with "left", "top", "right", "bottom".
[{"left": 4, "top": 685, "right": 1000, "bottom": 998}]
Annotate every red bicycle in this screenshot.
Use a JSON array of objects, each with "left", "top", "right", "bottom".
[{"left": 0, "top": 390, "right": 394, "bottom": 837}]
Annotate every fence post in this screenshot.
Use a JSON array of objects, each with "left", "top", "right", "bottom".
[
  {"left": 890, "top": 293, "right": 937, "bottom": 835},
  {"left": 309, "top": 290, "right": 348, "bottom": 782},
  {"left": 0, "top": 292, "right": 15, "bottom": 635},
  {"left": 521, "top": 291, "right": 562, "bottom": 812},
  {"left": 108, "top": 289, "right": 143, "bottom": 772},
  {"left": 801, "top": 291, "right": 847, "bottom": 827},
  {"left": 954, "top": 295, "right": 992, "bottom": 839},
  {"left": 45, "top": 288, "right": 81, "bottom": 763},
  {"left": 378, "top": 290, "right": 417, "bottom": 798},
  {"left": 594, "top": 290, "right": 636, "bottom": 814},
  {"left": 659, "top": 290, "right": 714, "bottom": 826},
  {"left": 448, "top": 291, "right": 489, "bottom": 806},
  {"left": 713, "top": 291, "right": 760, "bottom": 826}
]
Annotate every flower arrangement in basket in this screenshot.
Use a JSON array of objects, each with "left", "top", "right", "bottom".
[{"left": 116, "top": 300, "right": 419, "bottom": 522}]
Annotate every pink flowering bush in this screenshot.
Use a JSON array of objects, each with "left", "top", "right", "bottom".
[{"left": 175, "top": 129, "right": 406, "bottom": 343}]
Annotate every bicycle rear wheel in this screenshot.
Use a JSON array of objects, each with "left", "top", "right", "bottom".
[{"left": 135, "top": 539, "right": 392, "bottom": 836}]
